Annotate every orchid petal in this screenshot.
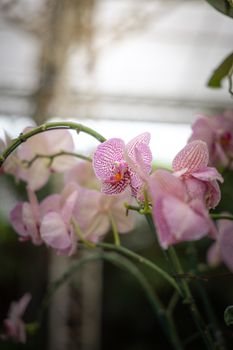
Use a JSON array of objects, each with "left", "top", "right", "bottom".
[
  {"left": 46, "top": 129, "right": 74, "bottom": 154},
  {"left": 192, "top": 167, "right": 223, "bottom": 183},
  {"left": 64, "top": 162, "right": 98, "bottom": 188},
  {"left": 189, "top": 116, "right": 215, "bottom": 150},
  {"left": 149, "top": 169, "right": 186, "bottom": 202},
  {"left": 40, "top": 194, "right": 61, "bottom": 217},
  {"left": 61, "top": 190, "right": 78, "bottom": 224},
  {"left": 19, "top": 159, "right": 50, "bottom": 191},
  {"left": 219, "top": 221, "right": 233, "bottom": 272},
  {"left": 207, "top": 242, "right": 221, "bottom": 267},
  {"left": 9, "top": 294, "right": 31, "bottom": 319},
  {"left": 172, "top": 140, "right": 209, "bottom": 175},
  {"left": 10, "top": 203, "right": 29, "bottom": 238},
  {"left": 22, "top": 203, "right": 42, "bottom": 245},
  {"left": 126, "top": 132, "right": 150, "bottom": 160},
  {"left": 162, "top": 197, "right": 210, "bottom": 241},
  {"left": 126, "top": 132, "right": 152, "bottom": 174},
  {"left": 205, "top": 181, "right": 221, "bottom": 209},
  {"left": 41, "top": 212, "right": 73, "bottom": 253},
  {"left": 93, "top": 138, "right": 125, "bottom": 180},
  {"left": 101, "top": 178, "right": 129, "bottom": 195},
  {"left": 73, "top": 188, "right": 108, "bottom": 238},
  {"left": 152, "top": 197, "right": 176, "bottom": 249}
]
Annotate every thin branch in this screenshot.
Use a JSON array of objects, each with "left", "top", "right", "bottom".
[
  {"left": 0, "top": 121, "right": 106, "bottom": 167},
  {"left": 22, "top": 151, "right": 92, "bottom": 168}
]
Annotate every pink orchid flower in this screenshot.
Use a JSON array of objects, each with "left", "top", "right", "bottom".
[
  {"left": 73, "top": 185, "right": 135, "bottom": 242},
  {"left": 93, "top": 133, "right": 152, "bottom": 198},
  {"left": 148, "top": 169, "right": 217, "bottom": 249},
  {"left": 189, "top": 112, "right": 233, "bottom": 168},
  {"left": 207, "top": 217, "right": 233, "bottom": 272},
  {"left": 40, "top": 186, "right": 78, "bottom": 256},
  {"left": 4, "top": 128, "right": 76, "bottom": 191},
  {"left": 1, "top": 293, "right": 31, "bottom": 343},
  {"left": 10, "top": 186, "right": 77, "bottom": 255},
  {"left": 172, "top": 140, "right": 223, "bottom": 209},
  {"left": 10, "top": 188, "right": 43, "bottom": 245}
]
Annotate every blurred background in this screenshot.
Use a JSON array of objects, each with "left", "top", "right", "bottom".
[{"left": 0, "top": 0, "right": 233, "bottom": 349}]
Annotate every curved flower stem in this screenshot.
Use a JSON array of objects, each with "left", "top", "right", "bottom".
[
  {"left": 187, "top": 243, "right": 226, "bottom": 350},
  {"left": 22, "top": 151, "right": 92, "bottom": 168},
  {"left": 109, "top": 214, "right": 121, "bottom": 246},
  {"left": 167, "top": 291, "right": 180, "bottom": 316},
  {"left": 0, "top": 121, "right": 106, "bottom": 167},
  {"left": 211, "top": 213, "right": 233, "bottom": 221},
  {"left": 39, "top": 251, "right": 183, "bottom": 350},
  {"left": 96, "top": 242, "right": 182, "bottom": 294},
  {"left": 145, "top": 213, "right": 216, "bottom": 349},
  {"left": 124, "top": 203, "right": 152, "bottom": 215},
  {"left": 167, "top": 247, "right": 216, "bottom": 350}
]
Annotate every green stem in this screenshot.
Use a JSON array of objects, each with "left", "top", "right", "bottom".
[
  {"left": 109, "top": 214, "right": 121, "bottom": 246},
  {"left": 0, "top": 121, "right": 106, "bottom": 166},
  {"left": 39, "top": 251, "right": 182, "bottom": 349},
  {"left": 187, "top": 243, "right": 226, "bottom": 350},
  {"left": 96, "top": 242, "right": 182, "bottom": 294},
  {"left": 167, "top": 247, "right": 216, "bottom": 350},
  {"left": 22, "top": 151, "right": 92, "bottom": 168},
  {"left": 167, "top": 291, "right": 180, "bottom": 316},
  {"left": 144, "top": 213, "right": 216, "bottom": 349},
  {"left": 211, "top": 213, "right": 233, "bottom": 221}
]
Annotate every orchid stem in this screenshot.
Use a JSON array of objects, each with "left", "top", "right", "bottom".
[
  {"left": 167, "top": 246, "right": 216, "bottom": 350},
  {"left": 145, "top": 212, "right": 216, "bottom": 349},
  {"left": 0, "top": 121, "right": 106, "bottom": 167},
  {"left": 22, "top": 151, "right": 92, "bottom": 168},
  {"left": 211, "top": 213, "right": 233, "bottom": 221},
  {"left": 72, "top": 220, "right": 96, "bottom": 249},
  {"left": 95, "top": 242, "right": 182, "bottom": 294},
  {"left": 109, "top": 214, "right": 121, "bottom": 246},
  {"left": 39, "top": 251, "right": 183, "bottom": 350},
  {"left": 187, "top": 243, "right": 226, "bottom": 349}
]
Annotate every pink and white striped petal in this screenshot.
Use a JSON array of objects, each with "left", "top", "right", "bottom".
[
  {"left": 126, "top": 132, "right": 152, "bottom": 172},
  {"left": 93, "top": 138, "right": 125, "bottom": 180},
  {"left": 172, "top": 140, "right": 209, "bottom": 175}
]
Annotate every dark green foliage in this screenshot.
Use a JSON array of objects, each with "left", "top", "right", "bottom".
[{"left": 205, "top": 0, "right": 233, "bottom": 18}]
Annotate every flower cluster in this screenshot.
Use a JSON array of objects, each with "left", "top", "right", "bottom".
[
  {"left": 2, "top": 129, "right": 135, "bottom": 255},
  {"left": 1, "top": 112, "right": 233, "bottom": 344},
  {"left": 0, "top": 116, "right": 231, "bottom": 261}
]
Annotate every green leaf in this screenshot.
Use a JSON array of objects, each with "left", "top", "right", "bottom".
[
  {"left": 224, "top": 305, "right": 233, "bottom": 326},
  {"left": 205, "top": 0, "right": 233, "bottom": 18},
  {"left": 207, "top": 52, "right": 233, "bottom": 88}
]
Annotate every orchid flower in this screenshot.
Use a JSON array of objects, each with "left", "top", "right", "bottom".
[
  {"left": 207, "top": 217, "right": 233, "bottom": 272},
  {"left": 4, "top": 128, "right": 77, "bottom": 191},
  {"left": 172, "top": 140, "right": 223, "bottom": 209},
  {"left": 73, "top": 185, "right": 135, "bottom": 242},
  {"left": 189, "top": 112, "right": 233, "bottom": 168},
  {"left": 10, "top": 185, "right": 78, "bottom": 255},
  {"left": 148, "top": 169, "right": 217, "bottom": 249},
  {"left": 1, "top": 294, "right": 31, "bottom": 343},
  {"left": 10, "top": 188, "right": 43, "bottom": 245},
  {"left": 40, "top": 186, "right": 78, "bottom": 256},
  {"left": 93, "top": 133, "right": 152, "bottom": 198}
]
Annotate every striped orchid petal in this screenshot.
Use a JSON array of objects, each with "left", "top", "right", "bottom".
[{"left": 172, "top": 140, "right": 209, "bottom": 175}]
